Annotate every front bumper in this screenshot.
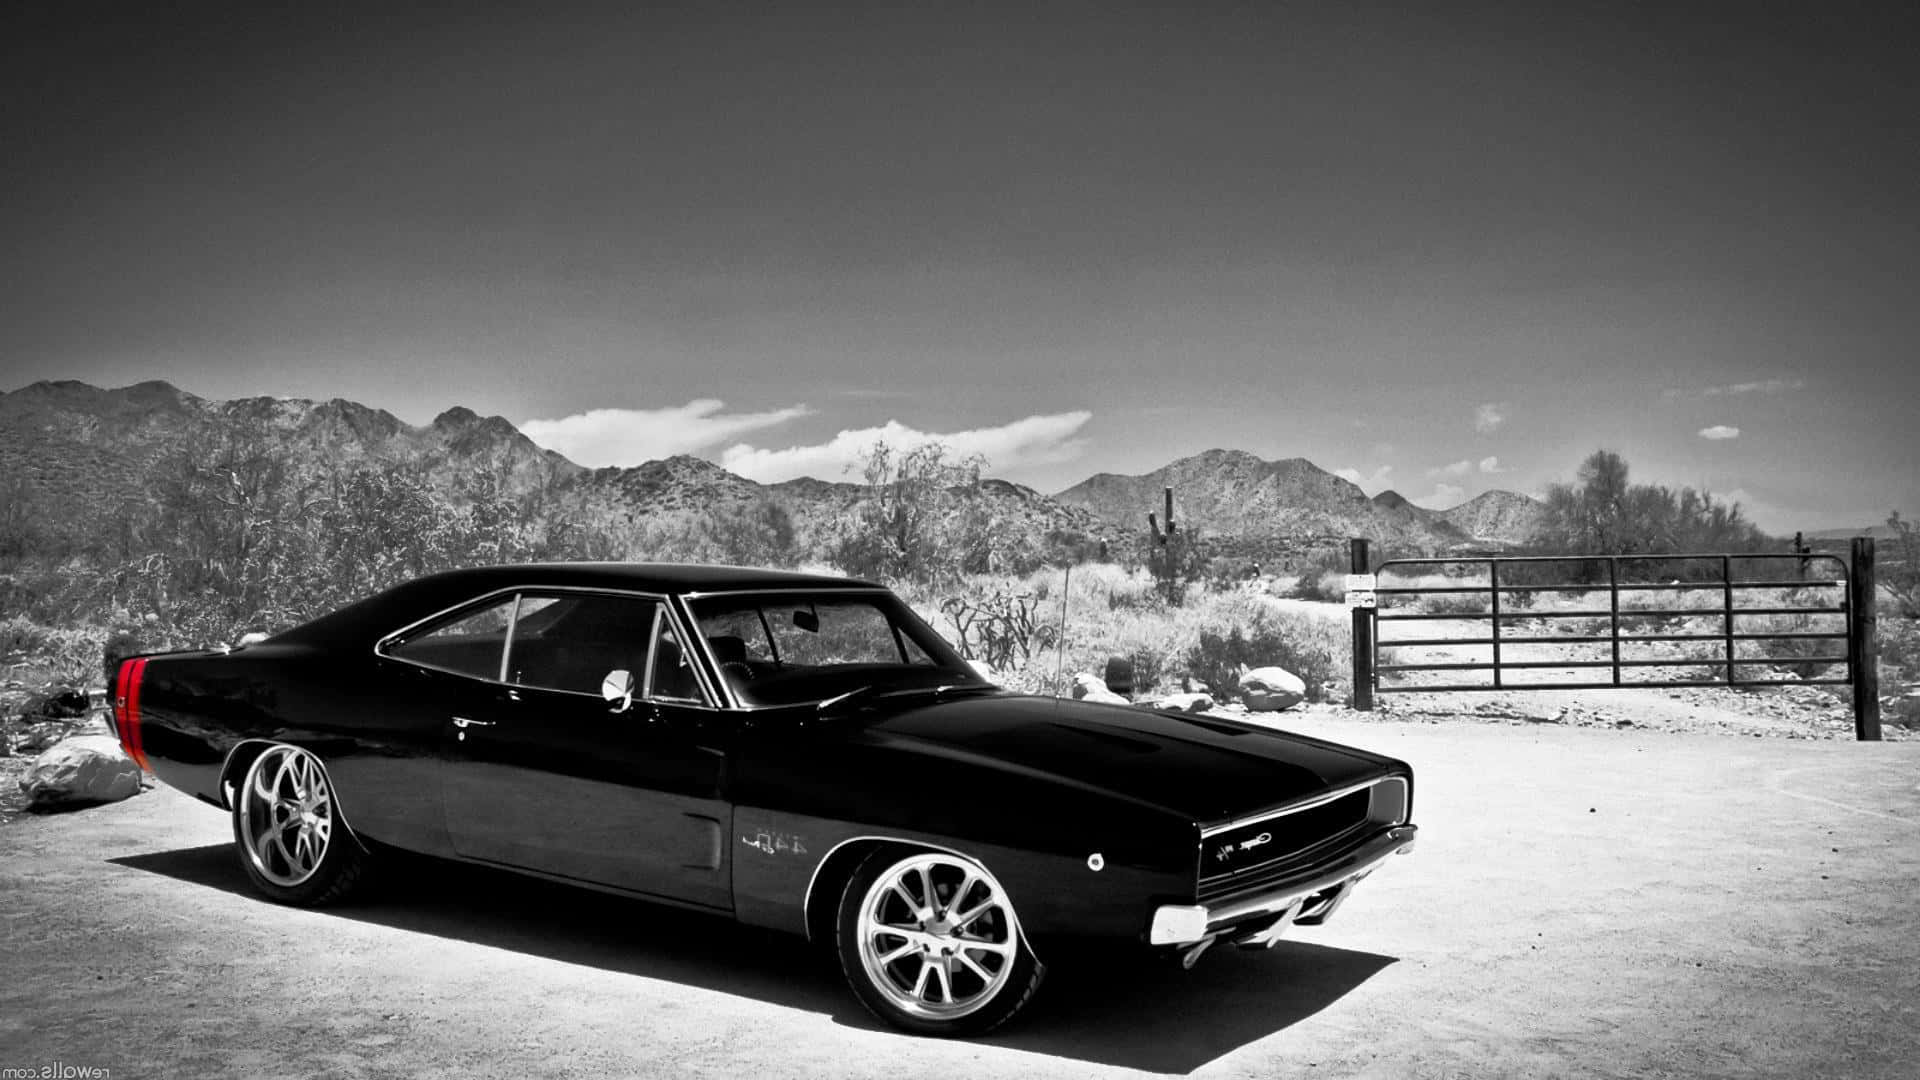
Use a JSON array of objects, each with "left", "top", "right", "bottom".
[{"left": 1149, "top": 824, "right": 1418, "bottom": 948}]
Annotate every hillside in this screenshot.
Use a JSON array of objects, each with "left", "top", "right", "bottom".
[
  {"left": 1432, "top": 490, "right": 1545, "bottom": 545},
  {"left": 0, "top": 380, "right": 579, "bottom": 510},
  {"left": 1053, "top": 449, "right": 1529, "bottom": 559},
  {"left": 0, "top": 380, "right": 1118, "bottom": 563},
  {"left": 3, "top": 382, "right": 1543, "bottom": 565}
]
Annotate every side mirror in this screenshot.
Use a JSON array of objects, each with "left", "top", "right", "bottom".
[
  {"left": 792, "top": 609, "right": 820, "bottom": 633},
  {"left": 601, "top": 669, "right": 636, "bottom": 713}
]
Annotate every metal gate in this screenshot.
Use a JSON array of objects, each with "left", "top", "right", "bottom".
[{"left": 1345, "top": 538, "right": 1881, "bottom": 740}]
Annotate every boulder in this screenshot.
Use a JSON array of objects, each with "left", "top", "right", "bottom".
[
  {"left": 1140, "top": 692, "right": 1214, "bottom": 713},
  {"left": 17, "top": 685, "right": 89, "bottom": 722},
  {"left": 1237, "top": 665, "right": 1306, "bottom": 712},
  {"left": 1070, "top": 672, "right": 1129, "bottom": 705},
  {"left": 19, "top": 736, "right": 141, "bottom": 809}
]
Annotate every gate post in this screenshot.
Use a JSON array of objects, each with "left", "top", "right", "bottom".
[
  {"left": 1850, "top": 537, "right": 1880, "bottom": 741},
  {"left": 1351, "top": 538, "right": 1374, "bottom": 711}
]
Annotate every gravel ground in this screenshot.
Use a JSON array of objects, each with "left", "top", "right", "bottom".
[{"left": 3, "top": 711, "right": 1918, "bottom": 1079}]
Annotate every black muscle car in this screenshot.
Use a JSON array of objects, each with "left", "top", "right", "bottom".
[{"left": 110, "top": 563, "right": 1416, "bottom": 1035}]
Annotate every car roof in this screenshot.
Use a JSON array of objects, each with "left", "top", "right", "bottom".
[
  {"left": 271, "top": 562, "right": 885, "bottom": 647},
  {"left": 427, "top": 562, "right": 878, "bottom": 594}
]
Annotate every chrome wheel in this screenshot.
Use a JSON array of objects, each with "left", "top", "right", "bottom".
[
  {"left": 854, "top": 852, "right": 1019, "bottom": 1021},
  {"left": 239, "top": 745, "right": 335, "bottom": 887}
]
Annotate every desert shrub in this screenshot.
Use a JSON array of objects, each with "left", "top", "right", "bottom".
[
  {"left": 1183, "top": 603, "right": 1343, "bottom": 704},
  {"left": 1, "top": 617, "right": 107, "bottom": 688},
  {"left": 1284, "top": 546, "right": 1353, "bottom": 603},
  {"left": 1736, "top": 613, "right": 1850, "bottom": 680},
  {"left": 1413, "top": 584, "right": 1488, "bottom": 616},
  {"left": 1105, "top": 573, "right": 1165, "bottom": 612},
  {"left": 939, "top": 586, "right": 1053, "bottom": 671},
  {"left": 1886, "top": 511, "right": 1919, "bottom": 619}
]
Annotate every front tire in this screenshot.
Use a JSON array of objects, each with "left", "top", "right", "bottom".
[
  {"left": 232, "top": 744, "right": 369, "bottom": 906},
  {"left": 835, "top": 847, "right": 1045, "bottom": 1036}
]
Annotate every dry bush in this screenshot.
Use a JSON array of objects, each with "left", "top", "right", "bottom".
[
  {"left": 1, "top": 617, "right": 108, "bottom": 689},
  {"left": 966, "top": 575, "right": 1345, "bottom": 703}
]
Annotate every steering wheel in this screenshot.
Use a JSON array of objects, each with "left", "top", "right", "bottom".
[{"left": 720, "top": 660, "right": 757, "bottom": 683}]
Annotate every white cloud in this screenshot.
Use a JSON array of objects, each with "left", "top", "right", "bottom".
[
  {"left": 720, "top": 411, "right": 1094, "bottom": 483},
  {"left": 1430, "top": 459, "right": 1474, "bottom": 477},
  {"left": 1479, "top": 456, "right": 1508, "bottom": 474},
  {"left": 1335, "top": 464, "right": 1394, "bottom": 493},
  {"left": 520, "top": 399, "right": 813, "bottom": 467},
  {"left": 1698, "top": 425, "right": 1741, "bottom": 440},
  {"left": 1705, "top": 378, "right": 1803, "bottom": 397},
  {"left": 1410, "top": 483, "right": 1465, "bottom": 510},
  {"left": 1473, "top": 402, "right": 1507, "bottom": 434},
  {"left": 1663, "top": 378, "right": 1805, "bottom": 400}
]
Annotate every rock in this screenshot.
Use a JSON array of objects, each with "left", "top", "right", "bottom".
[
  {"left": 1141, "top": 692, "right": 1214, "bottom": 713},
  {"left": 17, "top": 686, "right": 88, "bottom": 722},
  {"left": 15, "top": 722, "right": 70, "bottom": 755},
  {"left": 1071, "top": 672, "right": 1129, "bottom": 705},
  {"left": 20, "top": 735, "right": 141, "bottom": 808},
  {"left": 1237, "top": 665, "right": 1306, "bottom": 712}
]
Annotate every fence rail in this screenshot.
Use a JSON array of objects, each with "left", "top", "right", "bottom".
[{"left": 1346, "top": 538, "right": 1880, "bottom": 740}]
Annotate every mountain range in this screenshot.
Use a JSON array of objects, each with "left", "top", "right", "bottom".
[{"left": 0, "top": 380, "right": 1544, "bottom": 561}]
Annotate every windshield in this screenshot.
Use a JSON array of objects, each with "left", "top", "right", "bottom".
[{"left": 685, "top": 590, "right": 980, "bottom": 707}]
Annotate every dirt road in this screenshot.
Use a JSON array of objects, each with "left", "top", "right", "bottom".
[{"left": 4, "top": 716, "right": 1918, "bottom": 1079}]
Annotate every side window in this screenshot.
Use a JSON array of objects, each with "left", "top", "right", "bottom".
[
  {"left": 507, "top": 593, "right": 661, "bottom": 696},
  {"left": 384, "top": 596, "right": 516, "bottom": 680},
  {"left": 646, "top": 617, "right": 704, "bottom": 703}
]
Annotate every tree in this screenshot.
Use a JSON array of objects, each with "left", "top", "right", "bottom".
[
  {"left": 1888, "top": 511, "right": 1919, "bottom": 619},
  {"left": 1531, "top": 449, "right": 1770, "bottom": 577},
  {"left": 830, "top": 440, "right": 988, "bottom": 587}
]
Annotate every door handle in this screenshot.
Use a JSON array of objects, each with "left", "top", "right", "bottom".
[{"left": 451, "top": 716, "right": 496, "bottom": 740}]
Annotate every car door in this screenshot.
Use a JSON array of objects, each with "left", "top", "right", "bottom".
[{"left": 436, "top": 590, "right": 732, "bottom": 910}]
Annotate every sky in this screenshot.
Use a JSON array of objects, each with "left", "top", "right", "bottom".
[{"left": 3, "top": 1, "right": 1916, "bottom": 532}]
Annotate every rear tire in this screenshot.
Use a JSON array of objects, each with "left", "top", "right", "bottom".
[
  {"left": 835, "top": 847, "right": 1045, "bottom": 1036},
  {"left": 232, "top": 744, "right": 369, "bottom": 906}
]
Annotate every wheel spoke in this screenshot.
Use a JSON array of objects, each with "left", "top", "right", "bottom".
[
  {"left": 950, "top": 895, "right": 997, "bottom": 932},
  {"left": 944, "top": 870, "right": 978, "bottom": 918},
  {"left": 271, "top": 828, "right": 297, "bottom": 873},
  {"left": 887, "top": 881, "right": 920, "bottom": 917},
  {"left": 914, "top": 866, "right": 936, "bottom": 915},
  {"left": 959, "top": 937, "right": 1015, "bottom": 958},
  {"left": 957, "top": 951, "right": 996, "bottom": 984},
  {"left": 252, "top": 820, "right": 281, "bottom": 868},
  {"left": 931, "top": 962, "right": 954, "bottom": 1004},
  {"left": 252, "top": 759, "right": 279, "bottom": 804},
  {"left": 272, "top": 752, "right": 295, "bottom": 800},
  {"left": 910, "top": 960, "right": 934, "bottom": 1001},
  {"left": 876, "top": 940, "right": 917, "bottom": 965}
]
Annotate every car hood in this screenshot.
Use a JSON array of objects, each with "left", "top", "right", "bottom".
[{"left": 859, "top": 692, "right": 1402, "bottom": 824}]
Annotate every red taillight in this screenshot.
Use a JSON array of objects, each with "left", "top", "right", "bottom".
[{"left": 113, "top": 657, "right": 152, "bottom": 773}]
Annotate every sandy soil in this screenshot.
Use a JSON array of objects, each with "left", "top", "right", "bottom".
[{"left": 4, "top": 713, "right": 1918, "bottom": 1079}]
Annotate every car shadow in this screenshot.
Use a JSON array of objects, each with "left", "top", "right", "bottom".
[{"left": 112, "top": 844, "right": 1396, "bottom": 1074}]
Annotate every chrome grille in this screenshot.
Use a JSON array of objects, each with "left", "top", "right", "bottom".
[{"left": 1197, "top": 778, "right": 1404, "bottom": 904}]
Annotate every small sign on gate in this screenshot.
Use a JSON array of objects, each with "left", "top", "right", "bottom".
[{"left": 1345, "top": 573, "right": 1377, "bottom": 608}]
